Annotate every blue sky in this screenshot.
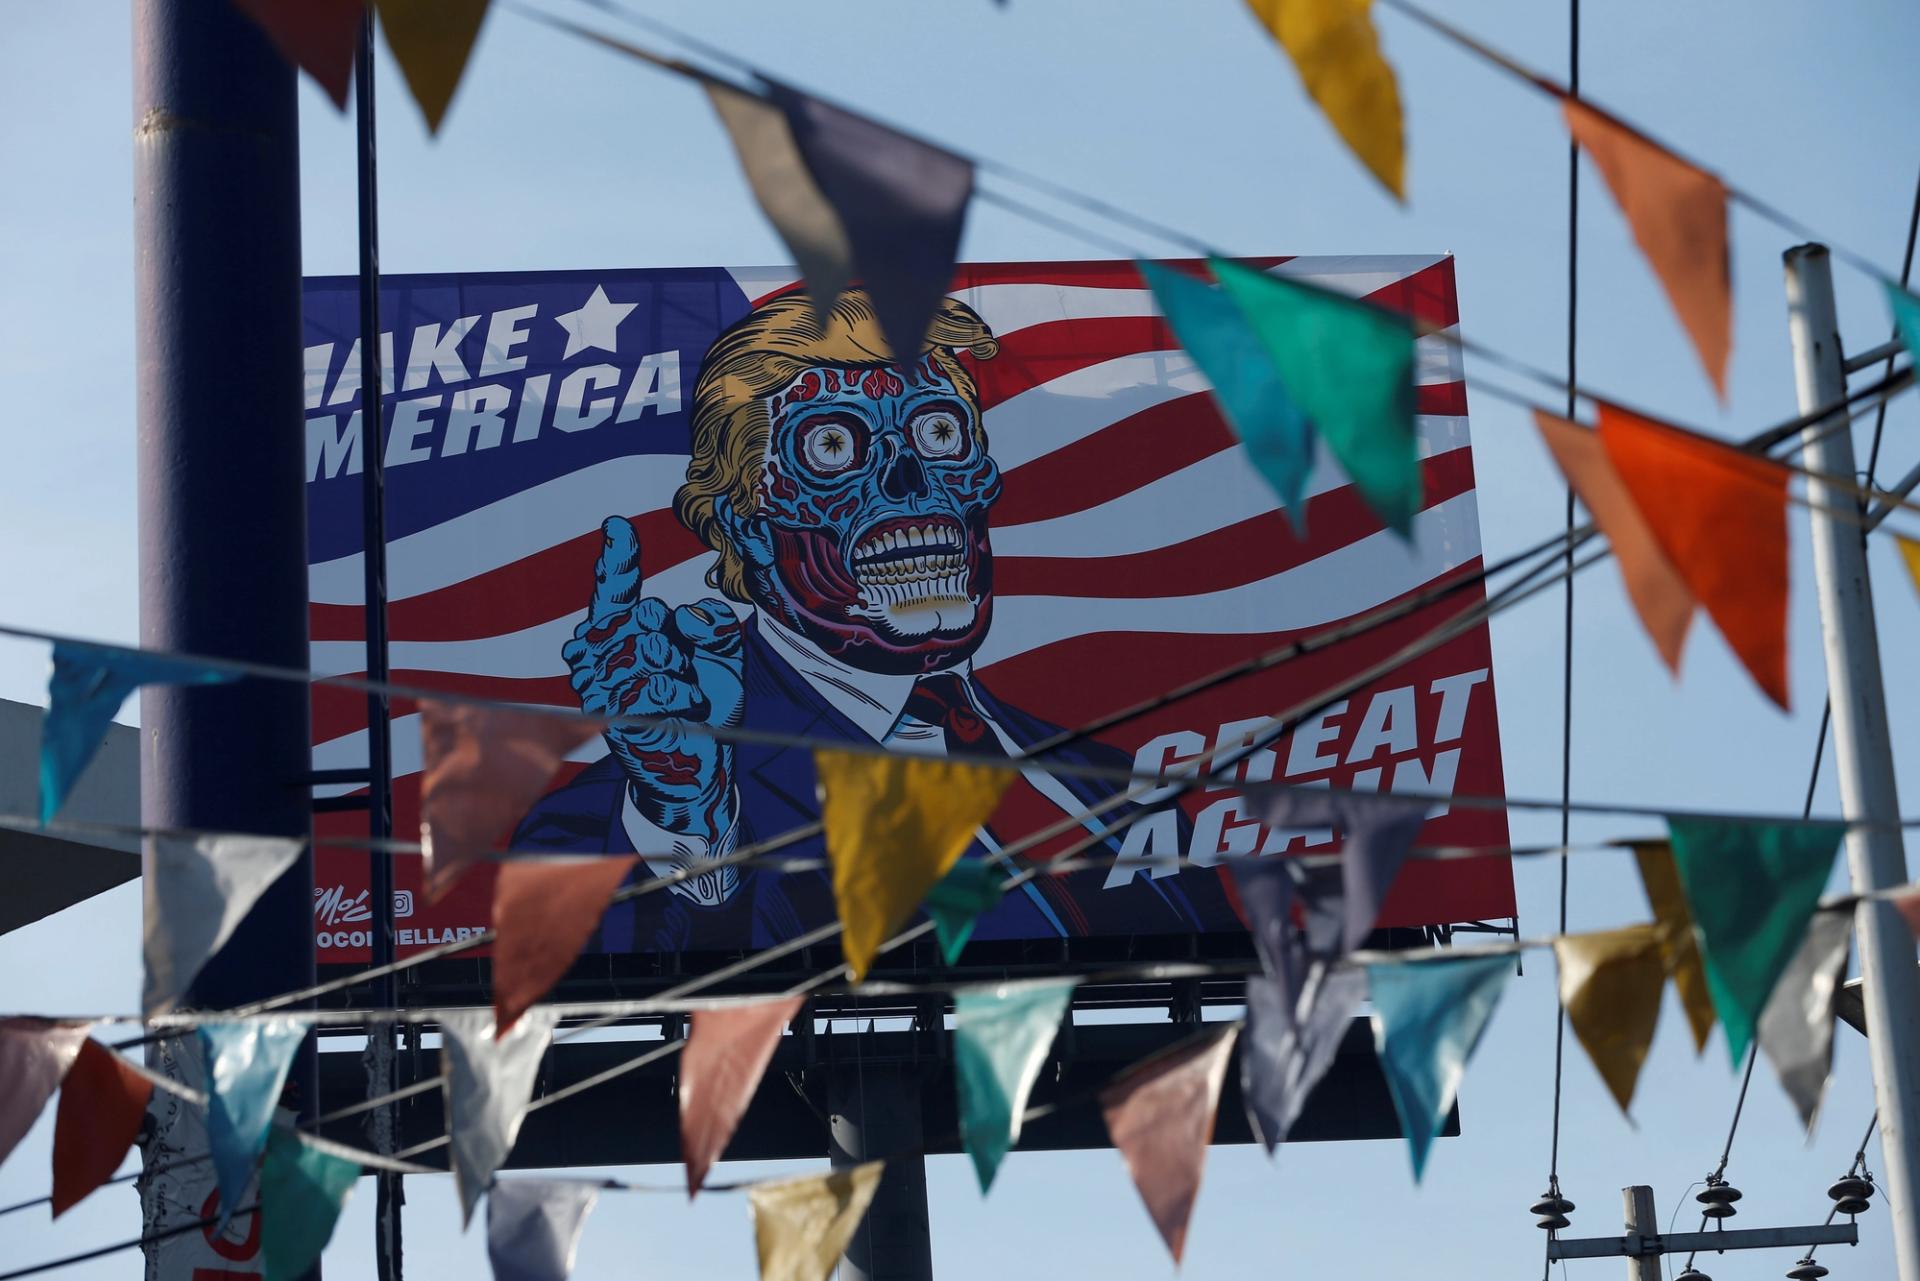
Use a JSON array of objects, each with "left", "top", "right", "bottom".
[{"left": 3, "top": 0, "right": 1919, "bottom": 1277}]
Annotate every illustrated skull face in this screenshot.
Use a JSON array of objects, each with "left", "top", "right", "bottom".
[{"left": 719, "top": 356, "right": 1002, "bottom": 675}]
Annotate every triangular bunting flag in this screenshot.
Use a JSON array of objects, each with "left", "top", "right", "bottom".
[
  {"left": 923, "top": 858, "right": 1006, "bottom": 965},
  {"left": 1888, "top": 282, "right": 1920, "bottom": 362},
  {"left": 766, "top": 84, "right": 974, "bottom": 366},
  {"left": 1630, "top": 840, "right": 1716, "bottom": 1052},
  {"left": 375, "top": 0, "right": 490, "bottom": 132},
  {"left": 679, "top": 996, "right": 805, "bottom": 1198},
  {"left": 228, "top": 0, "right": 364, "bottom": 110},
  {"left": 260, "top": 1129, "right": 357, "bottom": 1281},
  {"left": 488, "top": 1179, "right": 600, "bottom": 1281},
  {"left": 52, "top": 1039, "right": 153, "bottom": 1217},
  {"left": 492, "top": 856, "right": 637, "bottom": 1035},
  {"left": 815, "top": 748, "right": 1011, "bottom": 980},
  {"left": 200, "top": 1018, "right": 307, "bottom": 1225},
  {"left": 0, "top": 1019, "right": 90, "bottom": 1167},
  {"left": 43, "top": 641, "right": 234, "bottom": 824},
  {"left": 1553, "top": 925, "right": 1665, "bottom": 1115},
  {"left": 1894, "top": 886, "right": 1920, "bottom": 937},
  {"left": 1211, "top": 258, "right": 1421, "bottom": 536},
  {"left": 1757, "top": 909, "right": 1851, "bottom": 1133},
  {"left": 953, "top": 980, "right": 1074, "bottom": 1193},
  {"left": 418, "top": 700, "right": 601, "bottom": 903},
  {"left": 1242, "top": 0, "right": 1406, "bottom": 199},
  {"left": 1564, "top": 100, "right": 1731, "bottom": 397},
  {"left": 1534, "top": 410, "right": 1696, "bottom": 671},
  {"left": 749, "top": 1162, "right": 885, "bottom": 1281},
  {"left": 1598, "top": 403, "right": 1793, "bottom": 708},
  {"left": 1898, "top": 536, "right": 1920, "bottom": 601},
  {"left": 144, "top": 834, "right": 306, "bottom": 1016},
  {"left": 707, "top": 83, "right": 854, "bottom": 319},
  {"left": 442, "top": 1008, "right": 557, "bottom": 1225},
  {"left": 1100, "top": 1024, "right": 1239, "bottom": 1265},
  {"left": 1250, "top": 788, "right": 1427, "bottom": 951},
  {"left": 1666, "top": 818, "right": 1844, "bottom": 1067},
  {"left": 1369, "top": 954, "right": 1511, "bottom": 1180},
  {"left": 1139, "top": 258, "right": 1314, "bottom": 524},
  {"left": 1242, "top": 966, "right": 1367, "bottom": 1151}
]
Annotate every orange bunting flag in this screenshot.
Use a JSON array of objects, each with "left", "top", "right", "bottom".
[
  {"left": 679, "top": 997, "right": 806, "bottom": 1198},
  {"left": 52, "top": 1040, "right": 153, "bottom": 1217},
  {"left": 1598, "top": 404, "right": 1792, "bottom": 709},
  {"left": 492, "top": 855, "right": 637, "bottom": 1035},
  {"left": 1100, "top": 1025, "right": 1239, "bottom": 1266},
  {"left": 228, "top": 0, "right": 365, "bottom": 110},
  {"left": 1535, "top": 410, "right": 1696, "bottom": 671},
  {"left": 376, "top": 0, "right": 492, "bottom": 133},
  {"left": 418, "top": 700, "right": 601, "bottom": 902},
  {"left": 1564, "top": 100, "right": 1731, "bottom": 398}
]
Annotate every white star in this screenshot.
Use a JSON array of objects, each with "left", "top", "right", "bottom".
[{"left": 554, "top": 285, "right": 637, "bottom": 360}]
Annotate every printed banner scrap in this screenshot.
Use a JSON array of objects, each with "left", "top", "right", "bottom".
[
  {"left": 1554, "top": 926, "right": 1664, "bottom": 1115},
  {"left": 1369, "top": 953, "right": 1511, "bottom": 1180},
  {"left": 144, "top": 834, "right": 306, "bottom": 1017},
  {"left": 260, "top": 1129, "right": 358, "bottom": 1281},
  {"left": 52, "top": 1039, "right": 153, "bottom": 1217},
  {"left": 1630, "top": 840, "right": 1716, "bottom": 1052},
  {"left": 1757, "top": 909, "right": 1850, "bottom": 1133},
  {"left": 816, "top": 748, "right": 1011, "bottom": 980},
  {"left": 679, "top": 997, "right": 806, "bottom": 1198},
  {"left": 953, "top": 980, "right": 1075, "bottom": 1192},
  {"left": 200, "top": 1018, "right": 307, "bottom": 1225},
  {"left": 749, "top": 1161, "right": 885, "bottom": 1281},
  {"left": 443, "top": 1008, "right": 558, "bottom": 1225},
  {"left": 1242, "top": 0, "right": 1406, "bottom": 199},
  {"left": 228, "top": 0, "right": 364, "bottom": 110},
  {"left": 0, "top": 1019, "right": 90, "bottom": 1167},
  {"left": 375, "top": 0, "right": 491, "bottom": 132},
  {"left": 1667, "top": 819, "right": 1844, "bottom": 1067},
  {"left": 488, "top": 1179, "right": 601, "bottom": 1281},
  {"left": 492, "top": 855, "right": 638, "bottom": 1034},
  {"left": 923, "top": 858, "right": 1007, "bottom": 965},
  {"left": 1100, "top": 1024, "right": 1240, "bottom": 1265}
]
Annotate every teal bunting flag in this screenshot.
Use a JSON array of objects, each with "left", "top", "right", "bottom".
[
  {"left": 1887, "top": 283, "right": 1920, "bottom": 367},
  {"left": 200, "top": 1018, "right": 307, "bottom": 1226},
  {"left": 953, "top": 980, "right": 1075, "bottom": 1192},
  {"left": 1369, "top": 954, "right": 1511, "bottom": 1180},
  {"left": 42, "top": 641, "right": 234, "bottom": 823},
  {"left": 924, "top": 858, "right": 1006, "bottom": 964},
  {"left": 1210, "top": 258, "right": 1422, "bottom": 537},
  {"left": 1138, "top": 258, "right": 1314, "bottom": 527},
  {"left": 1667, "top": 819, "right": 1845, "bottom": 1068},
  {"left": 260, "top": 1129, "right": 357, "bottom": 1281}
]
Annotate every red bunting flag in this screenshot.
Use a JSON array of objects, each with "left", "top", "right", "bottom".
[
  {"left": 680, "top": 997, "right": 805, "bottom": 1198},
  {"left": 418, "top": 700, "right": 601, "bottom": 902},
  {"left": 1598, "top": 404, "right": 1792, "bottom": 708},
  {"left": 228, "top": 0, "right": 364, "bottom": 110},
  {"left": 492, "top": 856, "right": 638, "bottom": 1035},
  {"left": 1564, "top": 100, "right": 1731, "bottom": 398},
  {"left": 1100, "top": 1024, "right": 1239, "bottom": 1265},
  {"left": 52, "top": 1040, "right": 154, "bottom": 1217}
]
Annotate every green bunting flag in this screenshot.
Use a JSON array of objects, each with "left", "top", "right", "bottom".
[
  {"left": 1138, "top": 259, "right": 1314, "bottom": 526},
  {"left": 1369, "top": 954, "right": 1511, "bottom": 1180},
  {"left": 1888, "top": 283, "right": 1920, "bottom": 366},
  {"left": 1210, "top": 257, "right": 1420, "bottom": 537},
  {"left": 952, "top": 980, "right": 1074, "bottom": 1193},
  {"left": 260, "top": 1130, "right": 358, "bottom": 1281},
  {"left": 1667, "top": 819, "right": 1845, "bottom": 1068},
  {"left": 923, "top": 859, "right": 1007, "bottom": 965}
]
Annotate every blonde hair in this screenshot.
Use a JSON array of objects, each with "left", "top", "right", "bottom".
[{"left": 676, "top": 289, "right": 1000, "bottom": 602}]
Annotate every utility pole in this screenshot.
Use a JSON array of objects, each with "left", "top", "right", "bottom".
[
  {"left": 1550, "top": 1185, "right": 1854, "bottom": 1272},
  {"left": 1783, "top": 242, "right": 1920, "bottom": 1281}
]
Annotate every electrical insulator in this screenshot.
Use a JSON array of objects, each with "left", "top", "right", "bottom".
[
  {"left": 1674, "top": 1269, "right": 1713, "bottom": 1281},
  {"left": 1696, "top": 1177, "right": 1742, "bottom": 1220},
  {"left": 1530, "top": 1189, "right": 1574, "bottom": 1232},
  {"left": 1828, "top": 1173, "right": 1874, "bottom": 1217},
  {"left": 1785, "top": 1259, "right": 1829, "bottom": 1281}
]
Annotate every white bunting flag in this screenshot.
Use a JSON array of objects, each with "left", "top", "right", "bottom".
[
  {"left": 143, "top": 834, "right": 305, "bottom": 1016},
  {"left": 442, "top": 1009, "right": 558, "bottom": 1226},
  {"left": 487, "top": 1179, "right": 600, "bottom": 1281}
]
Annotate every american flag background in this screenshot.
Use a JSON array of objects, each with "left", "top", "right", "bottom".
[{"left": 300, "top": 257, "right": 1514, "bottom": 963}]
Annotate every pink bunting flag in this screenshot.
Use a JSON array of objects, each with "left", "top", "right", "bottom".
[
  {"left": 493, "top": 856, "right": 638, "bottom": 1035},
  {"left": 0, "top": 1019, "right": 90, "bottom": 1167},
  {"left": 418, "top": 700, "right": 601, "bottom": 903},
  {"left": 680, "top": 997, "right": 806, "bottom": 1198},
  {"left": 1100, "top": 1024, "right": 1239, "bottom": 1265}
]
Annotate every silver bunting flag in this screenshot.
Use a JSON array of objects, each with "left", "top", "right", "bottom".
[
  {"left": 487, "top": 1178, "right": 599, "bottom": 1281},
  {"left": 442, "top": 1009, "right": 558, "bottom": 1225},
  {"left": 1756, "top": 909, "right": 1851, "bottom": 1133}
]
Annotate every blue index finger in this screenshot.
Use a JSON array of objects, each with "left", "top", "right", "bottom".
[{"left": 590, "top": 516, "right": 644, "bottom": 622}]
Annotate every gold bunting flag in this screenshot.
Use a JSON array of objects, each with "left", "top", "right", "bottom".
[
  {"left": 816, "top": 748, "right": 1011, "bottom": 980},
  {"left": 228, "top": 0, "right": 364, "bottom": 110},
  {"left": 376, "top": 0, "right": 492, "bottom": 133},
  {"left": 749, "top": 1162, "right": 884, "bottom": 1281},
  {"left": 1898, "top": 536, "right": 1920, "bottom": 601},
  {"left": 491, "top": 855, "right": 637, "bottom": 1034},
  {"left": 1630, "top": 841, "right": 1716, "bottom": 1053},
  {"left": 1553, "top": 926, "right": 1665, "bottom": 1114},
  {"left": 1243, "top": 0, "right": 1406, "bottom": 200}
]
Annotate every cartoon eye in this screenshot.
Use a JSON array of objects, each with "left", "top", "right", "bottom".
[
  {"left": 909, "top": 406, "right": 968, "bottom": 459},
  {"left": 800, "top": 416, "right": 865, "bottom": 475}
]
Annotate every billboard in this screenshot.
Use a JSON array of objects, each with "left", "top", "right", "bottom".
[{"left": 302, "top": 258, "right": 1514, "bottom": 965}]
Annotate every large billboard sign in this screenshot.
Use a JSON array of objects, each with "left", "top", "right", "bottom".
[{"left": 302, "top": 258, "right": 1514, "bottom": 965}]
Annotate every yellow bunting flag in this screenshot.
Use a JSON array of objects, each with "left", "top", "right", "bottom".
[
  {"left": 1898, "top": 536, "right": 1920, "bottom": 600},
  {"left": 1629, "top": 840, "right": 1716, "bottom": 1053},
  {"left": 816, "top": 749, "right": 1011, "bottom": 981},
  {"left": 376, "top": 0, "right": 492, "bottom": 133},
  {"left": 1554, "top": 926, "right": 1665, "bottom": 1114},
  {"left": 1243, "top": 0, "right": 1406, "bottom": 200},
  {"left": 749, "top": 1162, "right": 884, "bottom": 1281}
]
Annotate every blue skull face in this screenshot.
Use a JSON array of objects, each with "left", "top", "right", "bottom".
[{"left": 715, "top": 357, "right": 1002, "bottom": 675}]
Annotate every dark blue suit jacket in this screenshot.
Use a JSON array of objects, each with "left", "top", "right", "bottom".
[{"left": 512, "top": 621, "right": 1229, "bottom": 953}]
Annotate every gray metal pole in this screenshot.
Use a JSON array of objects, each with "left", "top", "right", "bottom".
[
  {"left": 829, "top": 1061, "right": 934, "bottom": 1281},
  {"left": 1783, "top": 242, "right": 1920, "bottom": 1281},
  {"left": 1620, "top": 1186, "right": 1660, "bottom": 1281}
]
